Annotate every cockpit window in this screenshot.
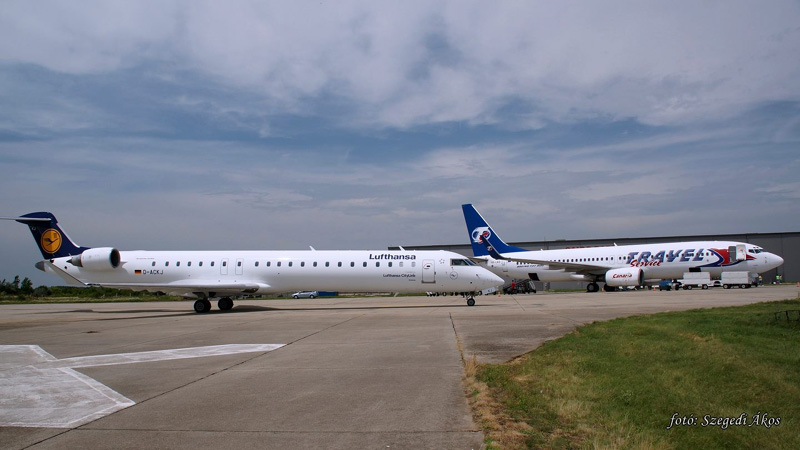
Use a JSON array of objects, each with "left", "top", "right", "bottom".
[{"left": 451, "top": 258, "right": 477, "bottom": 266}]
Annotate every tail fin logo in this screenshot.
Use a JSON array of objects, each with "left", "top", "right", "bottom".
[
  {"left": 471, "top": 227, "right": 491, "bottom": 243},
  {"left": 40, "top": 228, "right": 63, "bottom": 254}
]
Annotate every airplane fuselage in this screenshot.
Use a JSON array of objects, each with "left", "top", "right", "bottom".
[
  {"left": 44, "top": 249, "right": 501, "bottom": 296},
  {"left": 476, "top": 241, "right": 783, "bottom": 283}
]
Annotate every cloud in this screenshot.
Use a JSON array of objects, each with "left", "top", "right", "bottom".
[
  {"left": 2, "top": 1, "right": 799, "bottom": 130},
  {"left": 1, "top": 1, "right": 799, "bottom": 287}
]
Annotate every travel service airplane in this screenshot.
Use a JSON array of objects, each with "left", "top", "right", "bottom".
[
  {"left": 4, "top": 212, "right": 503, "bottom": 312},
  {"left": 462, "top": 204, "right": 784, "bottom": 292}
]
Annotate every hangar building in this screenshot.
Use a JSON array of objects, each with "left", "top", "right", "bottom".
[{"left": 397, "top": 231, "right": 798, "bottom": 288}]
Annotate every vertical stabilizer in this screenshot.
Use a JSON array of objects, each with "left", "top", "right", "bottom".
[
  {"left": 13, "top": 212, "right": 89, "bottom": 259},
  {"left": 461, "top": 204, "right": 527, "bottom": 256}
]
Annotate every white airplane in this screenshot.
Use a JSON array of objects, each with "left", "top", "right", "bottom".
[
  {"left": 462, "top": 204, "right": 784, "bottom": 292},
  {"left": 3, "top": 212, "right": 502, "bottom": 312}
]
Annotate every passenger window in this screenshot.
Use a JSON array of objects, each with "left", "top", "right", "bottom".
[
  {"left": 188, "top": 262, "right": 192, "bottom": 267},
  {"left": 338, "top": 262, "right": 342, "bottom": 267},
  {"left": 388, "top": 262, "right": 392, "bottom": 267},
  {"left": 399, "top": 262, "right": 403, "bottom": 268},
  {"left": 176, "top": 262, "right": 181, "bottom": 267},
  {"left": 255, "top": 262, "right": 259, "bottom": 267},
  {"left": 325, "top": 262, "right": 330, "bottom": 267},
  {"left": 376, "top": 262, "right": 380, "bottom": 267},
  {"left": 165, "top": 261, "right": 169, "bottom": 267},
  {"left": 267, "top": 261, "right": 271, "bottom": 267},
  {"left": 313, "top": 262, "right": 317, "bottom": 267},
  {"left": 151, "top": 261, "right": 156, "bottom": 266},
  {"left": 350, "top": 262, "right": 355, "bottom": 267},
  {"left": 412, "top": 262, "right": 416, "bottom": 267},
  {"left": 211, "top": 261, "right": 215, "bottom": 267},
  {"left": 237, "top": 261, "right": 242, "bottom": 267},
  {"left": 222, "top": 261, "right": 227, "bottom": 267},
  {"left": 277, "top": 262, "right": 282, "bottom": 267},
  {"left": 288, "top": 262, "right": 293, "bottom": 267},
  {"left": 301, "top": 262, "right": 305, "bottom": 267},
  {"left": 363, "top": 262, "right": 367, "bottom": 267},
  {"left": 199, "top": 261, "right": 203, "bottom": 267}
]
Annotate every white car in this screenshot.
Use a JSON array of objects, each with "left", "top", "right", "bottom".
[{"left": 291, "top": 291, "right": 318, "bottom": 299}]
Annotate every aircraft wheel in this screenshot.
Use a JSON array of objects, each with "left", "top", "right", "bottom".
[
  {"left": 603, "top": 284, "right": 616, "bottom": 292},
  {"left": 587, "top": 282, "right": 600, "bottom": 293},
  {"left": 467, "top": 297, "right": 476, "bottom": 306},
  {"left": 194, "top": 299, "right": 211, "bottom": 313},
  {"left": 218, "top": 297, "right": 234, "bottom": 311}
]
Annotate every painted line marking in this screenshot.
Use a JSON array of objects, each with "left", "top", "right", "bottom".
[{"left": 0, "top": 344, "right": 284, "bottom": 428}]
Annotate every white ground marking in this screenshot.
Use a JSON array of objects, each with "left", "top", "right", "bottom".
[{"left": 0, "top": 344, "right": 284, "bottom": 428}]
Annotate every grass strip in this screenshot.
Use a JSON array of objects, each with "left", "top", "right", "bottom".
[{"left": 470, "top": 298, "right": 800, "bottom": 449}]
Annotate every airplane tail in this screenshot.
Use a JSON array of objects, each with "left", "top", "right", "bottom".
[
  {"left": 8, "top": 212, "right": 89, "bottom": 259},
  {"left": 461, "top": 204, "right": 527, "bottom": 257}
]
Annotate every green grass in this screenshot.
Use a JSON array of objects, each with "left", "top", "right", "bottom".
[{"left": 475, "top": 298, "right": 800, "bottom": 449}]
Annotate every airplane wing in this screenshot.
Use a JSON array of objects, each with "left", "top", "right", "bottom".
[
  {"left": 477, "top": 237, "right": 608, "bottom": 275},
  {"left": 91, "top": 281, "right": 268, "bottom": 295},
  {"left": 42, "top": 261, "right": 268, "bottom": 295}
]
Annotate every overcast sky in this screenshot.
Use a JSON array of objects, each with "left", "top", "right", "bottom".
[{"left": 1, "top": 1, "right": 799, "bottom": 286}]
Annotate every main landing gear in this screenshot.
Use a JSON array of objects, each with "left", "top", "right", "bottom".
[
  {"left": 586, "top": 282, "right": 600, "bottom": 293},
  {"left": 193, "top": 297, "right": 234, "bottom": 313}
]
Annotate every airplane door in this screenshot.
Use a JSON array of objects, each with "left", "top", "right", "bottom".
[
  {"left": 728, "top": 245, "right": 746, "bottom": 263},
  {"left": 422, "top": 259, "right": 435, "bottom": 283},
  {"left": 235, "top": 258, "right": 243, "bottom": 275},
  {"left": 221, "top": 258, "right": 229, "bottom": 275},
  {"left": 500, "top": 260, "right": 508, "bottom": 273}
]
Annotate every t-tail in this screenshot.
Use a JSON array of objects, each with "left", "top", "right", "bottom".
[
  {"left": 9, "top": 212, "right": 89, "bottom": 259},
  {"left": 462, "top": 204, "right": 527, "bottom": 257}
]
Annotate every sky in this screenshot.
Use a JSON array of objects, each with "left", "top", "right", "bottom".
[{"left": 1, "top": 1, "right": 799, "bottom": 286}]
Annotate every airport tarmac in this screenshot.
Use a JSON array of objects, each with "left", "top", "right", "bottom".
[{"left": 1, "top": 285, "right": 797, "bottom": 449}]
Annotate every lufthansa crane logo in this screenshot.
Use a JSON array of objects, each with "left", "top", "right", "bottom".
[{"left": 41, "top": 229, "right": 62, "bottom": 254}]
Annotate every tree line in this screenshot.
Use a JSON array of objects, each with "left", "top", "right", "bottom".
[{"left": 0, "top": 276, "right": 158, "bottom": 299}]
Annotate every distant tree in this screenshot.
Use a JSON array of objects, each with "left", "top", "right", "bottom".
[
  {"left": 34, "top": 285, "right": 51, "bottom": 298},
  {"left": 20, "top": 278, "right": 34, "bottom": 296}
]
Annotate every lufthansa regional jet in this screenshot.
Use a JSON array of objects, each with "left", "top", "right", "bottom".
[
  {"left": 462, "top": 204, "right": 784, "bottom": 292},
  {"left": 3, "top": 212, "right": 502, "bottom": 312}
]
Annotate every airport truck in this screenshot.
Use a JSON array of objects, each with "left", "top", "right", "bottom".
[
  {"left": 721, "top": 271, "right": 755, "bottom": 289},
  {"left": 677, "top": 272, "right": 711, "bottom": 290}
]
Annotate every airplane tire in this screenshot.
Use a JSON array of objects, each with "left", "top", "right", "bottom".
[
  {"left": 194, "top": 299, "right": 211, "bottom": 313},
  {"left": 218, "top": 297, "right": 233, "bottom": 311},
  {"left": 586, "top": 282, "right": 599, "bottom": 293},
  {"left": 467, "top": 297, "right": 476, "bottom": 306}
]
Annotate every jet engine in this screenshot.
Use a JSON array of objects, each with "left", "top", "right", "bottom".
[
  {"left": 69, "top": 247, "right": 121, "bottom": 270},
  {"left": 604, "top": 267, "right": 643, "bottom": 287}
]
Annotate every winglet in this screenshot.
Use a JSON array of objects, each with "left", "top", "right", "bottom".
[{"left": 477, "top": 236, "right": 509, "bottom": 260}]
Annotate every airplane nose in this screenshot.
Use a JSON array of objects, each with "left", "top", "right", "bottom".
[
  {"left": 772, "top": 253, "right": 784, "bottom": 268},
  {"left": 479, "top": 271, "right": 504, "bottom": 288}
]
